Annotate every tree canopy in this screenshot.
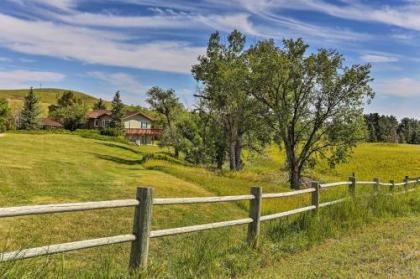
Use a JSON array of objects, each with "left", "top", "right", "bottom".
[{"left": 246, "top": 38, "right": 374, "bottom": 188}]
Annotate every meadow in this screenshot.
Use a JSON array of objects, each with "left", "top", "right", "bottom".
[{"left": 0, "top": 133, "right": 419, "bottom": 278}]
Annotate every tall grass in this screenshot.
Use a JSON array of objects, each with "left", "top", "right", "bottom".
[{"left": 1, "top": 191, "right": 418, "bottom": 278}]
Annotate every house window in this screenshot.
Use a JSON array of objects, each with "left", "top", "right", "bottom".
[
  {"left": 141, "top": 122, "right": 148, "bottom": 129},
  {"left": 94, "top": 119, "right": 98, "bottom": 127}
]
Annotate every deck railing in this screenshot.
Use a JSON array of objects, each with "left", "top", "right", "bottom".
[{"left": 0, "top": 175, "right": 418, "bottom": 270}]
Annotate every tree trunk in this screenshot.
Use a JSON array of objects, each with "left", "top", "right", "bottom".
[
  {"left": 234, "top": 136, "right": 243, "bottom": 170},
  {"left": 289, "top": 167, "right": 301, "bottom": 190},
  {"left": 284, "top": 139, "right": 301, "bottom": 189},
  {"left": 174, "top": 147, "right": 179, "bottom": 159},
  {"left": 229, "top": 140, "right": 236, "bottom": 171}
]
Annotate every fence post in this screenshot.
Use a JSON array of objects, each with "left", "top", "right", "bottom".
[
  {"left": 247, "top": 186, "right": 262, "bottom": 248},
  {"left": 404, "top": 176, "right": 409, "bottom": 192},
  {"left": 129, "top": 187, "right": 153, "bottom": 270},
  {"left": 348, "top": 176, "right": 356, "bottom": 197},
  {"left": 373, "top": 177, "right": 379, "bottom": 193},
  {"left": 389, "top": 180, "right": 395, "bottom": 193},
  {"left": 311, "top": 182, "right": 320, "bottom": 214}
]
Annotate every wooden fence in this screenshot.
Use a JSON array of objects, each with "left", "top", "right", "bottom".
[{"left": 0, "top": 175, "right": 418, "bottom": 270}]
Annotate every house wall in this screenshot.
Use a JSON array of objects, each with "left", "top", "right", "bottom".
[
  {"left": 123, "top": 114, "right": 152, "bottom": 129},
  {"left": 88, "top": 115, "right": 112, "bottom": 129}
]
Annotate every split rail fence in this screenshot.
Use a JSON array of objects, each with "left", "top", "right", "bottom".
[{"left": 0, "top": 175, "right": 418, "bottom": 270}]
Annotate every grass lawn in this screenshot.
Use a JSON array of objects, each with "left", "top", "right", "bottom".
[
  {"left": 247, "top": 216, "right": 420, "bottom": 279},
  {"left": 0, "top": 133, "right": 419, "bottom": 278}
]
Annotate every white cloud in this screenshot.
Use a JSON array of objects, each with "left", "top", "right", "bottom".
[
  {"left": 0, "top": 70, "right": 65, "bottom": 88},
  {"left": 374, "top": 77, "right": 420, "bottom": 98},
  {"left": 361, "top": 54, "right": 399, "bottom": 63},
  {"left": 87, "top": 71, "right": 148, "bottom": 104},
  {"left": 0, "top": 57, "right": 12, "bottom": 62},
  {"left": 236, "top": 0, "right": 420, "bottom": 32},
  {"left": 0, "top": 13, "right": 205, "bottom": 74}
]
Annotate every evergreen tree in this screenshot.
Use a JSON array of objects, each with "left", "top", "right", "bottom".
[
  {"left": 93, "top": 98, "right": 106, "bottom": 110},
  {"left": 110, "top": 91, "right": 124, "bottom": 129},
  {"left": 0, "top": 98, "right": 10, "bottom": 132},
  {"left": 20, "top": 87, "right": 40, "bottom": 129}
]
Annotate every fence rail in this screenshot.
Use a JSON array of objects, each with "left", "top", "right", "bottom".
[{"left": 0, "top": 175, "right": 418, "bottom": 270}]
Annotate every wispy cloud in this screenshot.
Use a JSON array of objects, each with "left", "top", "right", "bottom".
[
  {"left": 0, "top": 13, "right": 205, "bottom": 74},
  {"left": 0, "top": 69, "right": 65, "bottom": 88},
  {"left": 361, "top": 54, "right": 399, "bottom": 63},
  {"left": 374, "top": 77, "right": 420, "bottom": 98},
  {"left": 87, "top": 71, "right": 148, "bottom": 104}
]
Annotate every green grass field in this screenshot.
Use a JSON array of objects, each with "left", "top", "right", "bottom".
[
  {"left": 0, "top": 88, "right": 110, "bottom": 117},
  {"left": 0, "top": 133, "right": 419, "bottom": 278}
]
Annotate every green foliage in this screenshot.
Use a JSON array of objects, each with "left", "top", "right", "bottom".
[
  {"left": 246, "top": 38, "right": 374, "bottom": 188},
  {"left": 192, "top": 30, "right": 271, "bottom": 171},
  {"left": 19, "top": 87, "right": 41, "bottom": 130},
  {"left": 364, "top": 113, "right": 399, "bottom": 142},
  {"left": 92, "top": 98, "right": 106, "bottom": 110},
  {"left": 146, "top": 86, "right": 184, "bottom": 158},
  {"left": 110, "top": 91, "right": 124, "bottom": 130},
  {"left": 48, "top": 91, "right": 88, "bottom": 131},
  {"left": 0, "top": 98, "right": 11, "bottom": 132},
  {"left": 100, "top": 128, "right": 123, "bottom": 137}
]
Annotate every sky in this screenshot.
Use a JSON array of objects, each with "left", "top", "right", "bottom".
[{"left": 0, "top": 0, "right": 419, "bottom": 118}]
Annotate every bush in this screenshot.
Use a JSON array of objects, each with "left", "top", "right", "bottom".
[{"left": 100, "top": 128, "right": 123, "bottom": 137}]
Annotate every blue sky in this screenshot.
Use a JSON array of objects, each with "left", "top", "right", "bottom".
[{"left": 0, "top": 0, "right": 419, "bottom": 118}]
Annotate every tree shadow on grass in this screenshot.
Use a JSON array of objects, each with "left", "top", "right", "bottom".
[
  {"left": 97, "top": 142, "right": 142, "bottom": 155},
  {"left": 95, "top": 154, "right": 143, "bottom": 165}
]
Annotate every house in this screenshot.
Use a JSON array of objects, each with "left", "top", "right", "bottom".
[
  {"left": 87, "top": 110, "right": 162, "bottom": 145},
  {"left": 86, "top": 110, "right": 112, "bottom": 129},
  {"left": 41, "top": 118, "right": 63, "bottom": 129}
]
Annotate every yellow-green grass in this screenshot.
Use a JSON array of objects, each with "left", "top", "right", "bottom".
[
  {"left": 0, "top": 133, "right": 419, "bottom": 278},
  {"left": 246, "top": 216, "right": 420, "bottom": 279}
]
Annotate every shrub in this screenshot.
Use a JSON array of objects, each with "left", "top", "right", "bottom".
[{"left": 100, "top": 128, "right": 123, "bottom": 137}]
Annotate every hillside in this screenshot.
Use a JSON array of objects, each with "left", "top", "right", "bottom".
[
  {"left": 0, "top": 88, "right": 110, "bottom": 117},
  {"left": 0, "top": 88, "right": 101, "bottom": 105},
  {"left": 0, "top": 133, "right": 418, "bottom": 278}
]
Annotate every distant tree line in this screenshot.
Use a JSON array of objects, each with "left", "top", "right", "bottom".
[{"left": 364, "top": 113, "right": 420, "bottom": 144}]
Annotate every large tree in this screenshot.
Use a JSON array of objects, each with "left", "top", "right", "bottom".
[
  {"left": 49, "top": 91, "right": 88, "bottom": 131},
  {"left": 20, "top": 87, "right": 41, "bottom": 129},
  {"left": 0, "top": 98, "right": 11, "bottom": 132},
  {"left": 192, "top": 30, "right": 270, "bottom": 171},
  {"left": 146, "top": 86, "right": 184, "bottom": 158},
  {"left": 110, "top": 91, "right": 124, "bottom": 130},
  {"left": 247, "top": 39, "right": 374, "bottom": 189}
]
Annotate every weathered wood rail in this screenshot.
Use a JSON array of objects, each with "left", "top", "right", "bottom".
[{"left": 0, "top": 175, "right": 418, "bottom": 270}]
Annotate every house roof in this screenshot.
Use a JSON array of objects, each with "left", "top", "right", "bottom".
[
  {"left": 122, "top": 111, "right": 155, "bottom": 121},
  {"left": 41, "top": 118, "right": 63, "bottom": 128},
  {"left": 87, "top": 110, "right": 111, "bottom": 119},
  {"left": 88, "top": 109, "right": 155, "bottom": 121}
]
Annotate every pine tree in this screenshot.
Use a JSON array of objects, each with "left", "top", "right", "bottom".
[
  {"left": 0, "top": 98, "right": 10, "bottom": 132},
  {"left": 20, "top": 87, "right": 40, "bottom": 129},
  {"left": 110, "top": 91, "right": 124, "bottom": 129},
  {"left": 93, "top": 98, "right": 106, "bottom": 110}
]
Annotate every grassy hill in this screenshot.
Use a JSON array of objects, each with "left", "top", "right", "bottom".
[
  {"left": 0, "top": 133, "right": 418, "bottom": 278},
  {"left": 0, "top": 88, "right": 110, "bottom": 117}
]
